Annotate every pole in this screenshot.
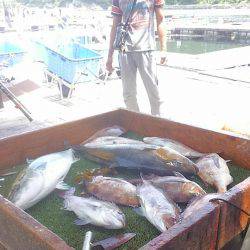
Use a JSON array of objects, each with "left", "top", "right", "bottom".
[{"left": 0, "top": 79, "right": 33, "bottom": 122}]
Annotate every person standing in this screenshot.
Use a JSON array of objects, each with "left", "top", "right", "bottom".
[{"left": 106, "top": 0, "right": 166, "bottom": 116}]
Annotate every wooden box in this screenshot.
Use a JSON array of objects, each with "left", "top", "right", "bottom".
[{"left": 0, "top": 109, "right": 249, "bottom": 250}]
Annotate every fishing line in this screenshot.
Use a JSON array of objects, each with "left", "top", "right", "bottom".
[{"left": 209, "top": 198, "right": 250, "bottom": 217}]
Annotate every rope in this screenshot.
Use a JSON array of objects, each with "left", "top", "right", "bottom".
[{"left": 209, "top": 198, "right": 250, "bottom": 217}]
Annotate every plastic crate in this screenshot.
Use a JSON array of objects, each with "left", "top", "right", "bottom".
[
  {"left": 0, "top": 42, "right": 25, "bottom": 66},
  {"left": 31, "top": 41, "right": 49, "bottom": 64},
  {"left": 45, "top": 43, "right": 102, "bottom": 84}
]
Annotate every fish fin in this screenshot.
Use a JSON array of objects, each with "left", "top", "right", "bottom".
[
  {"left": 225, "top": 159, "right": 231, "bottom": 163},
  {"left": 173, "top": 171, "right": 186, "bottom": 179},
  {"left": 133, "top": 207, "right": 144, "bottom": 217},
  {"left": 56, "top": 181, "right": 71, "bottom": 190},
  {"left": 74, "top": 218, "right": 90, "bottom": 226}
]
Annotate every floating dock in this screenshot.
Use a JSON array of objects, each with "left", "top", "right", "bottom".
[{"left": 167, "top": 23, "right": 250, "bottom": 41}]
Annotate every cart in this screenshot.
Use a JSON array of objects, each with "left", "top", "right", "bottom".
[{"left": 41, "top": 42, "right": 103, "bottom": 98}]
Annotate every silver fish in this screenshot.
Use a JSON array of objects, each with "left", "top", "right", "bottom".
[
  {"left": 143, "top": 137, "right": 206, "bottom": 158},
  {"left": 182, "top": 193, "right": 220, "bottom": 220},
  {"left": 196, "top": 153, "right": 233, "bottom": 193},
  {"left": 136, "top": 181, "right": 181, "bottom": 232},
  {"left": 82, "top": 126, "right": 126, "bottom": 144},
  {"left": 84, "top": 136, "right": 156, "bottom": 149},
  {"left": 63, "top": 189, "right": 126, "bottom": 229},
  {"left": 8, "top": 149, "right": 77, "bottom": 210}
]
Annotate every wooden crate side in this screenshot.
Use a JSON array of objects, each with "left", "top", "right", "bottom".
[
  {"left": 216, "top": 177, "right": 250, "bottom": 249},
  {"left": 0, "top": 110, "right": 122, "bottom": 170},
  {"left": 118, "top": 110, "right": 250, "bottom": 169},
  {"left": 0, "top": 195, "right": 73, "bottom": 250},
  {"left": 140, "top": 203, "right": 220, "bottom": 250}
]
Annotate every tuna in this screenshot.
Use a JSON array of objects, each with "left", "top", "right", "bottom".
[
  {"left": 82, "top": 126, "right": 126, "bottom": 144},
  {"left": 143, "top": 137, "right": 206, "bottom": 158},
  {"left": 8, "top": 149, "right": 77, "bottom": 210},
  {"left": 74, "top": 142, "right": 195, "bottom": 175}
]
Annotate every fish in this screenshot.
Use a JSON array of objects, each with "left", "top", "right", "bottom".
[
  {"left": 143, "top": 137, "right": 206, "bottom": 158},
  {"left": 91, "top": 232, "right": 136, "bottom": 250},
  {"left": 136, "top": 180, "right": 181, "bottom": 232},
  {"left": 82, "top": 231, "right": 136, "bottom": 250},
  {"left": 74, "top": 144, "right": 182, "bottom": 175},
  {"left": 154, "top": 147, "right": 198, "bottom": 174},
  {"left": 74, "top": 143, "right": 190, "bottom": 175},
  {"left": 136, "top": 172, "right": 206, "bottom": 203},
  {"left": 196, "top": 153, "right": 233, "bottom": 193},
  {"left": 84, "top": 175, "right": 139, "bottom": 207},
  {"left": 84, "top": 136, "right": 156, "bottom": 149},
  {"left": 82, "top": 126, "right": 126, "bottom": 144},
  {"left": 182, "top": 193, "right": 220, "bottom": 220},
  {"left": 62, "top": 188, "right": 126, "bottom": 229},
  {"left": 8, "top": 149, "right": 77, "bottom": 210}
]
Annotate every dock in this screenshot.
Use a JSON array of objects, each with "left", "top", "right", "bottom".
[
  {"left": 163, "top": 45, "right": 250, "bottom": 74},
  {"left": 167, "top": 23, "right": 250, "bottom": 41},
  {"left": 0, "top": 47, "right": 249, "bottom": 140}
]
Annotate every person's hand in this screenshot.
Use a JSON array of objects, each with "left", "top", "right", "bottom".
[
  {"left": 159, "top": 51, "right": 167, "bottom": 65},
  {"left": 106, "top": 57, "right": 114, "bottom": 73}
]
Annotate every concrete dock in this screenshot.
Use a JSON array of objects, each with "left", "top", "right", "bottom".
[{"left": 0, "top": 46, "right": 249, "bottom": 139}]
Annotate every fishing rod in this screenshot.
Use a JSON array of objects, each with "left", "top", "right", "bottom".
[{"left": 0, "top": 75, "right": 33, "bottom": 122}]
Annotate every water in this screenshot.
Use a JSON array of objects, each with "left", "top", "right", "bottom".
[{"left": 165, "top": 39, "right": 245, "bottom": 55}]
